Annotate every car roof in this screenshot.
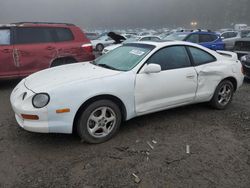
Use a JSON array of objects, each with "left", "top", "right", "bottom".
[
  {"left": 175, "top": 31, "right": 219, "bottom": 36},
  {"left": 126, "top": 40, "right": 203, "bottom": 48},
  {"left": 140, "top": 35, "right": 160, "bottom": 38},
  {"left": 0, "top": 22, "right": 75, "bottom": 28}
]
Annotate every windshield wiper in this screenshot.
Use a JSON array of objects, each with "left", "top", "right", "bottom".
[{"left": 97, "top": 64, "right": 118, "bottom": 70}]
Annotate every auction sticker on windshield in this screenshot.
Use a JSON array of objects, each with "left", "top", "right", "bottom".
[{"left": 129, "top": 49, "right": 145, "bottom": 56}]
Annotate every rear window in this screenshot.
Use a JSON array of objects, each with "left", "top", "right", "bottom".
[
  {"left": 0, "top": 29, "right": 10, "bottom": 45},
  {"left": 54, "top": 28, "right": 74, "bottom": 42},
  {"left": 15, "top": 27, "right": 53, "bottom": 44}
]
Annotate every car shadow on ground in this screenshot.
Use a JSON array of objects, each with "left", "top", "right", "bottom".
[
  {"left": 15, "top": 102, "right": 211, "bottom": 147},
  {"left": 0, "top": 79, "right": 21, "bottom": 90}
]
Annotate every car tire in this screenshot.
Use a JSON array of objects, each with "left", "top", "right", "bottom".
[
  {"left": 77, "top": 100, "right": 122, "bottom": 144},
  {"left": 96, "top": 44, "right": 104, "bottom": 52},
  {"left": 210, "top": 80, "right": 234, "bottom": 110},
  {"left": 51, "top": 58, "right": 76, "bottom": 67}
]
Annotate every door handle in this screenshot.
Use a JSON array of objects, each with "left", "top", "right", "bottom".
[{"left": 186, "top": 75, "right": 195, "bottom": 79}]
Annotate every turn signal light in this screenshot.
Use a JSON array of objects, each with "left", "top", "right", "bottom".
[
  {"left": 21, "top": 114, "right": 39, "bottom": 120},
  {"left": 56, "top": 108, "right": 70, "bottom": 114}
]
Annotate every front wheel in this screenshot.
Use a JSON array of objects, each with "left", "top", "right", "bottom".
[
  {"left": 210, "top": 80, "right": 234, "bottom": 110},
  {"left": 77, "top": 100, "right": 122, "bottom": 144},
  {"left": 96, "top": 44, "right": 104, "bottom": 52}
]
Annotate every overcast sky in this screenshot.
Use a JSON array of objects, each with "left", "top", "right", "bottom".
[{"left": 0, "top": 0, "right": 249, "bottom": 30}]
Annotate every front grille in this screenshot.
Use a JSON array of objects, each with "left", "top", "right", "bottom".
[{"left": 234, "top": 41, "right": 250, "bottom": 51}]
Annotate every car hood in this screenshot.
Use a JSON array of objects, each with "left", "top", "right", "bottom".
[{"left": 24, "top": 62, "right": 121, "bottom": 93}]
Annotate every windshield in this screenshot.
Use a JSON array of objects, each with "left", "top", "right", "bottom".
[
  {"left": 164, "top": 33, "right": 188, "bottom": 41},
  {"left": 94, "top": 44, "right": 154, "bottom": 71},
  {"left": 241, "top": 30, "right": 250, "bottom": 38}
]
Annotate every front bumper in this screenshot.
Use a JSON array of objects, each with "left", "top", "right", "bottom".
[{"left": 10, "top": 80, "right": 49, "bottom": 133}]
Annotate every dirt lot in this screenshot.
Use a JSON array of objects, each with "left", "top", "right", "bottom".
[{"left": 0, "top": 79, "right": 249, "bottom": 188}]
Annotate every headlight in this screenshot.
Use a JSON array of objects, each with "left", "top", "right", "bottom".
[{"left": 32, "top": 93, "right": 50, "bottom": 108}]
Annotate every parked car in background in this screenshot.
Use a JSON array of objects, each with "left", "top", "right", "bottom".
[
  {"left": 221, "top": 30, "right": 250, "bottom": 50},
  {"left": 91, "top": 32, "right": 129, "bottom": 52},
  {"left": 234, "top": 24, "right": 248, "bottom": 31},
  {"left": 0, "top": 22, "right": 94, "bottom": 80},
  {"left": 85, "top": 32, "right": 99, "bottom": 40},
  {"left": 91, "top": 35, "right": 115, "bottom": 52},
  {"left": 241, "top": 54, "right": 250, "bottom": 79},
  {"left": 164, "top": 31, "right": 225, "bottom": 50},
  {"left": 102, "top": 35, "right": 161, "bottom": 54},
  {"left": 11, "top": 41, "right": 244, "bottom": 143},
  {"left": 233, "top": 37, "right": 250, "bottom": 59}
]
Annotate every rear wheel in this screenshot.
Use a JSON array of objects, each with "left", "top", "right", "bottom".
[
  {"left": 77, "top": 100, "right": 122, "bottom": 144},
  {"left": 210, "top": 80, "right": 234, "bottom": 110},
  {"left": 96, "top": 44, "right": 104, "bottom": 52}
]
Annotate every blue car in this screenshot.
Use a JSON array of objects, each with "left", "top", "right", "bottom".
[{"left": 164, "top": 31, "right": 225, "bottom": 50}]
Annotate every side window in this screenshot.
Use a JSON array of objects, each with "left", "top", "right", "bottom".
[
  {"left": 151, "top": 37, "right": 161, "bottom": 42},
  {"left": 0, "top": 29, "right": 10, "bottom": 45},
  {"left": 229, "top": 32, "right": 237, "bottom": 38},
  {"left": 55, "top": 28, "right": 74, "bottom": 42},
  {"left": 199, "top": 34, "right": 215, "bottom": 43},
  {"left": 15, "top": 27, "right": 53, "bottom": 44},
  {"left": 210, "top": 35, "right": 218, "bottom": 41},
  {"left": 189, "top": 47, "right": 216, "bottom": 66},
  {"left": 147, "top": 46, "right": 191, "bottom": 71},
  {"left": 140, "top": 37, "right": 151, "bottom": 41},
  {"left": 221, "top": 33, "right": 228, "bottom": 39},
  {"left": 185, "top": 34, "right": 199, "bottom": 43}
]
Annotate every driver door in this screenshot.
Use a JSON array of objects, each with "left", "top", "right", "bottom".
[{"left": 135, "top": 46, "right": 198, "bottom": 115}]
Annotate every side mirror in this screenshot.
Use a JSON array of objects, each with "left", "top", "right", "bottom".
[{"left": 144, "top": 64, "right": 161, "bottom": 74}]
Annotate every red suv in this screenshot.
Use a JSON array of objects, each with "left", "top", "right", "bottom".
[{"left": 0, "top": 22, "right": 94, "bottom": 80}]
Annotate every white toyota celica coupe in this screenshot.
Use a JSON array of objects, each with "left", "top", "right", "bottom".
[{"left": 11, "top": 41, "right": 244, "bottom": 143}]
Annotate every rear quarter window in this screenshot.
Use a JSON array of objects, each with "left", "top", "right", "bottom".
[
  {"left": 189, "top": 46, "right": 216, "bottom": 66},
  {"left": 54, "top": 28, "right": 74, "bottom": 42}
]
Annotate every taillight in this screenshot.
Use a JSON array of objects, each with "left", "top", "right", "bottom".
[
  {"left": 241, "top": 65, "right": 245, "bottom": 75},
  {"left": 82, "top": 43, "right": 93, "bottom": 54}
]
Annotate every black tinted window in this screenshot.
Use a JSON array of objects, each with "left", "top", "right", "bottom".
[
  {"left": 221, "top": 33, "right": 229, "bottom": 39},
  {"left": 140, "top": 37, "right": 151, "bottom": 41},
  {"left": 229, "top": 32, "right": 237, "bottom": 38},
  {"left": 189, "top": 47, "right": 216, "bottom": 65},
  {"left": 186, "top": 34, "right": 199, "bottom": 43},
  {"left": 147, "top": 46, "right": 191, "bottom": 70},
  {"left": 199, "top": 34, "right": 217, "bottom": 43},
  {"left": 151, "top": 37, "right": 161, "bottom": 41},
  {"left": 15, "top": 27, "right": 53, "bottom": 44},
  {"left": 55, "top": 28, "right": 74, "bottom": 42}
]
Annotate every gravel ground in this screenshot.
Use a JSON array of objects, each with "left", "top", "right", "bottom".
[{"left": 0, "top": 79, "right": 249, "bottom": 188}]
